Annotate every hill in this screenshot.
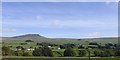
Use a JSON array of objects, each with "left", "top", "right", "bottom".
[{"left": 2, "top": 34, "right": 118, "bottom": 45}]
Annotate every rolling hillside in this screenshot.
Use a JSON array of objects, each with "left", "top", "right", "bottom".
[{"left": 2, "top": 34, "right": 118, "bottom": 45}]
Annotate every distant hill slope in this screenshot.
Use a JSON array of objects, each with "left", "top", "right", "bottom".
[
  {"left": 2, "top": 34, "right": 49, "bottom": 42},
  {"left": 2, "top": 34, "right": 118, "bottom": 44}
]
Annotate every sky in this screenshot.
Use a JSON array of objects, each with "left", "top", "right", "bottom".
[
  {"left": 1, "top": 0, "right": 119, "bottom": 2},
  {"left": 2, "top": 2, "right": 118, "bottom": 38}
]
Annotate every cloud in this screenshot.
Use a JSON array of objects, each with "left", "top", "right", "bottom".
[
  {"left": 36, "top": 15, "right": 42, "bottom": 20},
  {"left": 3, "top": 18, "right": 117, "bottom": 29},
  {"left": 1, "top": 28, "right": 16, "bottom": 32},
  {"left": 80, "top": 32, "right": 118, "bottom": 38},
  {"left": 81, "top": 32, "right": 101, "bottom": 38},
  {"left": 83, "top": 32, "right": 100, "bottom": 37},
  {"left": 30, "top": 16, "right": 117, "bottom": 29},
  {"left": 105, "top": 1, "right": 111, "bottom": 5},
  {"left": 57, "top": 20, "right": 117, "bottom": 28},
  {"left": 105, "top": 1, "right": 118, "bottom": 7}
]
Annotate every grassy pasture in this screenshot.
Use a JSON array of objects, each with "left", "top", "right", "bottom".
[
  {"left": 3, "top": 37, "right": 118, "bottom": 48},
  {"left": 2, "top": 57, "right": 120, "bottom": 60}
]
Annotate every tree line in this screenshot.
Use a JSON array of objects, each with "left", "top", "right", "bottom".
[{"left": 2, "top": 46, "right": 120, "bottom": 57}]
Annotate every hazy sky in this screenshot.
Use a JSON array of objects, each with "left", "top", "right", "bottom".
[
  {"left": 2, "top": 2, "right": 118, "bottom": 38},
  {"left": 2, "top": 0, "right": 119, "bottom": 2}
]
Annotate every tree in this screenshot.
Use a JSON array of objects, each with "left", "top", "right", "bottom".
[
  {"left": 60, "top": 45, "right": 66, "bottom": 49},
  {"left": 14, "top": 50, "right": 24, "bottom": 56},
  {"left": 25, "top": 40, "right": 34, "bottom": 42},
  {"left": 94, "top": 51, "right": 100, "bottom": 57},
  {"left": 30, "top": 46, "right": 33, "bottom": 49},
  {"left": 23, "top": 51, "right": 31, "bottom": 56},
  {"left": 32, "top": 46, "right": 53, "bottom": 57},
  {"left": 21, "top": 43, "right": 27, "bottom": 45},
  {"left": 89, "top": 42, "right": 98, "bottom": 45},
  {"left": 98, "top": 49, "right": 113, "bottom": 57},
  {"left": 16, "top": 46, "right": 24, "bottom": 50},
  {"left": 79, "top": 50, "right": 86, "bottom": 57},
  {"left": 64, "top": 47, "right": 76, "bottom": 57},
  {"left": 42, "top": 46, "right": 54, "bottom": 57},
  {"left": 78, "top": 45, "right": 85, "bottom": 49},
  {"left": 115, "top": 50, "right": 120, "bottom": 56},
  {"left": 32, "top": 47, "right": 43, "bottom": 56},
  {"left": 87, "top": 48, "right": 92, "bottom": 60},
  {"left": 2, "top": 46, "right": 13, "bottom": 56}
]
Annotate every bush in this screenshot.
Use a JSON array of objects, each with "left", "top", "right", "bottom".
[
  {"left": 94, "top": 49, "right": 114, "bottom": 57},
  {"left": 15, "top": 50, "right": 24, "bottom": 56},
  {"left": 32, "top": 46, "right": 54, "bottom": 57},
  {"left": 94, "top": 51, "right": 101, "bottom": 57},
  {"left": 78, "top": 45, "right": 85, "bottom": 49},
  {"left": 79, "top": 50, "right": 86, "bottom": 57},
  {"left": 115, "top": 50, "right": 120, "bottom": 56},
  {"left": 42, "top": 46, "right": 54, "bottom": 57},
  {"left": 23, "top": 52, "right": 31, "bottom": 56},
  {"left": 32, "top": 48, "right": 43, "bottom": 56},
  {"left": 21, "top": 43, "right": 27, "bottom": 45},
  {"left": 64, "top": 47, "right": 76, "bottom": 57},
  {"left": 2, "top": 46, "right": 14, "bottom": 56}
]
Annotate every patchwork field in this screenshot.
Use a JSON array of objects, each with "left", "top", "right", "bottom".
[
  {"left": 2, "top": 34, "right": 120, "bottom": 59},
  {"left": 2, "top": 34, "right": 118, "bottom": 48}
]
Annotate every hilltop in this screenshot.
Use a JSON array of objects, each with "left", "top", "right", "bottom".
[{"left": 2, "top": 34, "right": 118, "bottom": 45}]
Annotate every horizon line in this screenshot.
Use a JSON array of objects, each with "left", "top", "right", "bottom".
[{"left": 1, "top": 33, "right": 118, "bottom": 39}]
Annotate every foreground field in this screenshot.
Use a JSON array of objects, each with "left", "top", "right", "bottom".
[{"left": 2, "top": 57, "right": 120, "bottom": 60}]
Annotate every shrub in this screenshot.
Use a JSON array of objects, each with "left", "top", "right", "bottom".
[
  {"left": 23, "top": 52, "right": 31, "bottom": 56},
  {"left": 32, "top": 46, "right": 53, "bottom": 57},
  {"left": 42, "top": 46, "right": 54, "bottom": 57},
  {"left": 64, "top": 47, "right": 76, "bottom": 57},
  {"left": 79, "top": 50, "right": 86, "bottom": 57},
  {"left": 2, "top": 46, "right": 14, "bottom": 56},
  {"left": 115, "top": 50, "right": 120, "bottom": 56},
  {"left": 15, "top": 50, "right": 24, "bottom": 56},
  {"left": 32, "top": 48, "right": 43, "bottom": 56}
]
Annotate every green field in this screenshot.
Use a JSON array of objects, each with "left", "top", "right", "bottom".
[
  {"left": 2, "top": 35, "right": 119, "bottom": 58},
  {"left": 2, "top": 57, "right": 120, "bottom": 60},
  {"left": 2, "top": 34, "right": 118, "bottom": 46},
  {"left": 2, "top": 37, "right": 118, "bottom": 48}
]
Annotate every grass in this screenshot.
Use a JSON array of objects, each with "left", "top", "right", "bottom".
[
  {"left": 3, "top": 37, "right": 118, "bottom": 46},
  {"left": 3, "top": 38, "right": 118, "bottom": 49},
  {"left": 2, "top": 37, "right": 119, "bottom": 60},
  {"left": 2, "top": 57, "right": 120, "bottom": 60}
]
